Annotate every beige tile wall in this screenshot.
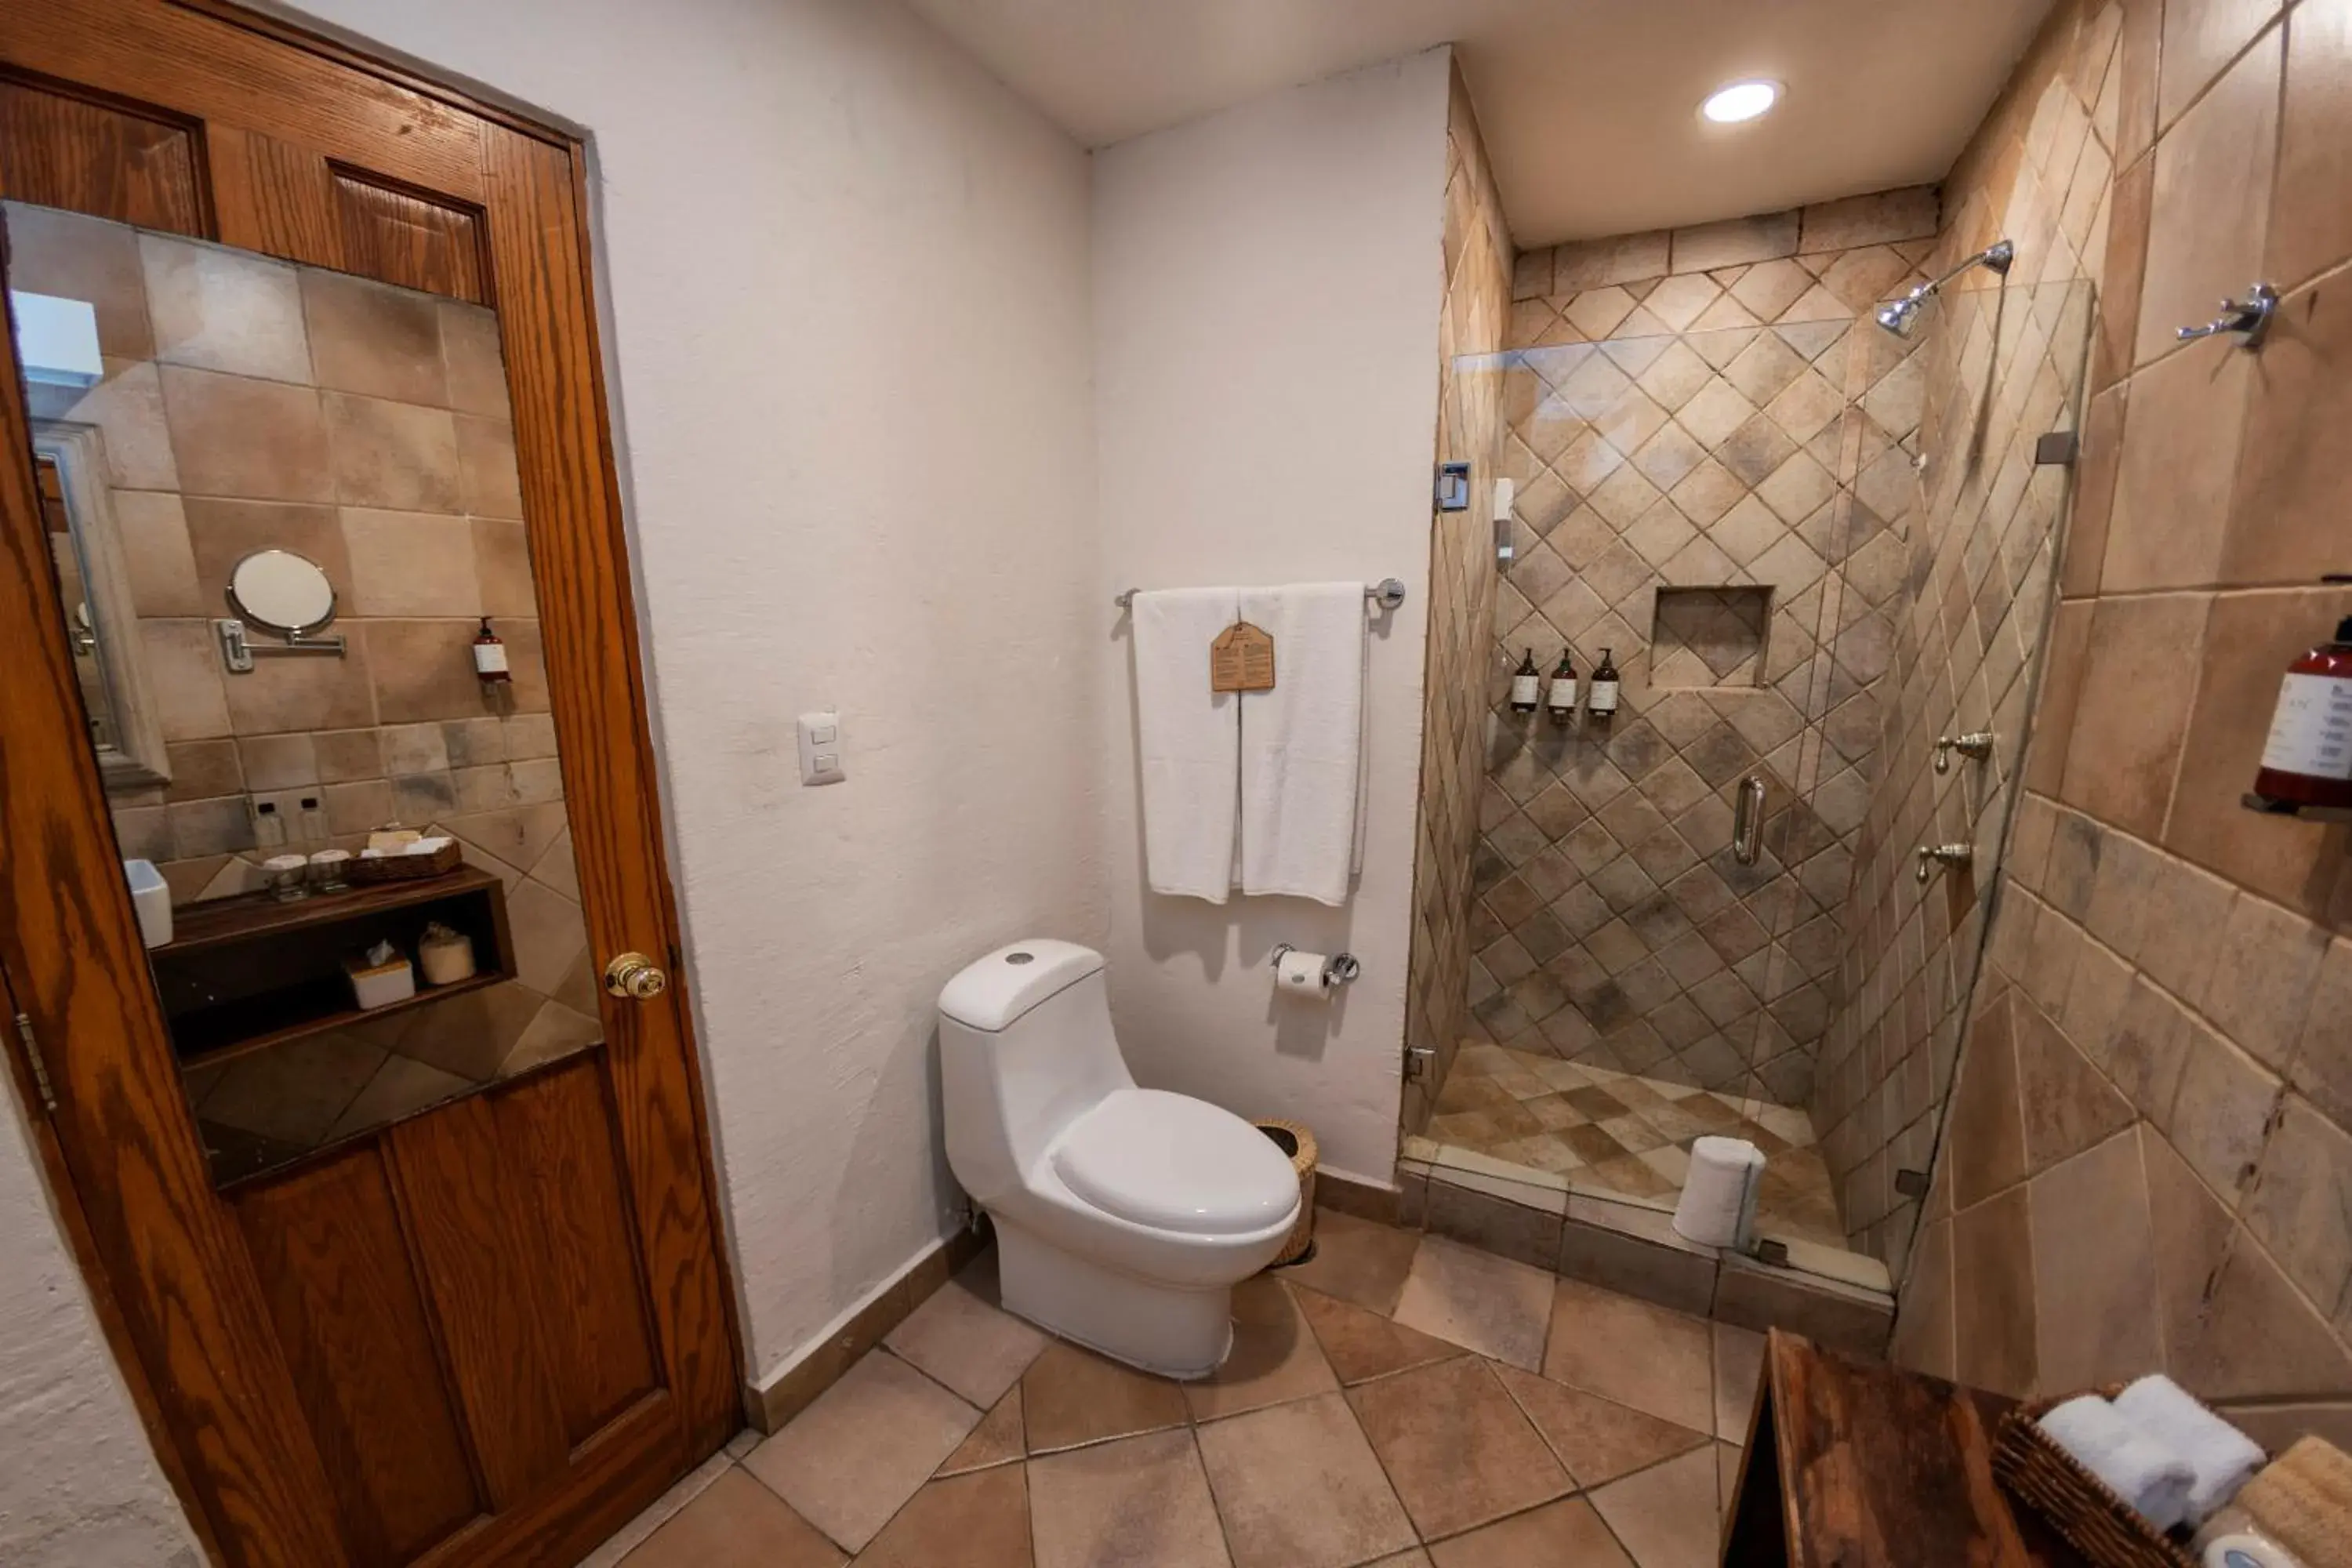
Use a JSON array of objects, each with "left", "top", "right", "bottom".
[
  {"left": 6, "top": 201, "right": 601, "bottom": 1111},
  {"left": 1886, "top": 0, "right": 2352, "bottom": 1442},
  {"left": 1461, "top": 187, "right": 1942, "bottom": 1112},
  {"left": 1403, "top": 64, "right": 1512, "bottom": 1132}
]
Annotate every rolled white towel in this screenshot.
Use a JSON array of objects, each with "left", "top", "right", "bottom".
[
  {"left": 2114, "top": 1375, "right": 2265, "bottom": 1525},
  {"left": 2039, "top": 1394, "right": 2197, "bottom": 1532}
]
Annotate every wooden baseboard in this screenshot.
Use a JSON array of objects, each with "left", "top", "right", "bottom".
[{"left": 746, "top": 1219, "right": 990, "bottom": 1433}]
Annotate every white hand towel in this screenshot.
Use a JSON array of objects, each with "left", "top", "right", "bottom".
[
  {"left": 2115, "top": 1375, "right": 2266, "bottom": 1524},
  {"left": 1238, "top": 583, "right": 1366, "bottom": 906},
  {"left": 1134, "top": 587, "right": 1241, "bottom": 902},
  {"left": 2039, "top": 1394, "right": 2198, "bottom": 1532}
]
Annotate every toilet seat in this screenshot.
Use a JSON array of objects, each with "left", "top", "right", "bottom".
[{"left": 1049, "top": 1089, "right": 1298, "bottom": 1236}]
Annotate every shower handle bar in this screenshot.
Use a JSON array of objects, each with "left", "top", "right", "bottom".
[
  {"left": 1113, "top": 579, "right": 1406, "bottom": 612},
  {"left": 1732, "top": 775, "right": 1767, "bottom": 866}
]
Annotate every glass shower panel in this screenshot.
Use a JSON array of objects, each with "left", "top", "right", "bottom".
[
  {"left": 1808, "top": 277, "right": 2096, "bottom": 1278},
  {"left": 1454, "top": 313, "right": 1881, "bottom": 1243}
]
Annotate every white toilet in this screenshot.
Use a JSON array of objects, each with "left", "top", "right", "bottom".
[{"left": 938, "top": 939, "right": 1302, "bottom": 1378}]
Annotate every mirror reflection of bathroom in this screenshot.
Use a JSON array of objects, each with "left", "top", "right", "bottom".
[
  {"left": 5, "top": 201, "right": 605, "bottom": 1185},
  {"left": 1404, "top": 194, "right": 2093, "bottom": 1294}
]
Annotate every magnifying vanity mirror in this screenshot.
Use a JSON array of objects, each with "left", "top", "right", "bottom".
[{"left": 213, "top": 548, "right": 347, "bottom": 672}]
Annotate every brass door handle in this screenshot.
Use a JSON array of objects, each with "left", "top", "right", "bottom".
[{"left": 604, "top": 952, "right": 668, "bottom": 1000}]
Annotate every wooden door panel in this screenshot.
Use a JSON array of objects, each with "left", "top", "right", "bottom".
[
  {"left": 389, "top": 1095, "right": 575, "bottom": 1509},
  {"left": 0, "top": 71, "right": 208, "bottom": 233},
  {"left": 208, "top": 122, "right": 343, "bottom": 270},
  {"left": 0, "top": 5, "right": 742, "bottom": 1564},
  {"left": 331, "top": 167, "right": 489, "bottom": 303},
  {"left": 481, "top": 122, "right": 741, "bottom": 1454},
  {"left": 0, "top": 4, "right": 485, "bottom": 202},
  {"left": 233, "top": 1148, "right": 484, "bottom": 1568},
  {"left": 494, "top": 1062, "right": 662, "bottom": 1443}
]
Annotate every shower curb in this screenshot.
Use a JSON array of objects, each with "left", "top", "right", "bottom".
[{"left": 1395, "top": 1151, "right": 1893, "bottom": 1358}]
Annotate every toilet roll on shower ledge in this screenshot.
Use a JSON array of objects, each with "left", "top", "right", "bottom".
[{"left": 1673, "top": 1136, "right": 1767, "bottom": 1251}]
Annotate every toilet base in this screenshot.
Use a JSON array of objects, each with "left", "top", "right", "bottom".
[{"left": 992, "top": 1219, "right": 1235, "bottom": 1380}]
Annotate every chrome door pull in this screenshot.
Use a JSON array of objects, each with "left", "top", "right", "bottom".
[{"left": 1732, "top": 775, "right": 1766, "bottom": 866}]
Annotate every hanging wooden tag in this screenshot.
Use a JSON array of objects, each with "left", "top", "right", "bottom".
[{"left": 1210, "top": 621, "right": 1276, "bottom": 692}]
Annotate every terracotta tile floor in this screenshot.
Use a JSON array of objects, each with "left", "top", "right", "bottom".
[
  {"left": 1427, "top": 1043, "right": 1846, "bottom": 1249},
  {"left": 589, "top": 1211, "right": 1765, "bottom": 1568}
]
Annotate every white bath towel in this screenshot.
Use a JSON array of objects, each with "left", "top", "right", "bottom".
[
  {"left": 2038, "top": 1394, "right": 2197, "bottom": 1532},
  {"left": 1134, "top": 587, "right": 1242, "bottom": 902},
  {"left": 2114, "top": 1375, "right": 2266, "bottom": 1524},
  {"left": 1238, "top": 583, "right": 1366, "bottom": 906}
]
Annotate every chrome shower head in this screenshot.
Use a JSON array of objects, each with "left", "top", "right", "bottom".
[{"left": 1871, "top": 238, "right": 2016, "bottom": 337}]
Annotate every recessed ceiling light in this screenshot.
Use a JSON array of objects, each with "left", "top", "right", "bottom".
[{"left": 1701, "top": 80, "right": 1780, "bottom": 124}]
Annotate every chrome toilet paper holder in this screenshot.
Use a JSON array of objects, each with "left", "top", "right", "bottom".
[{"left": 1271, "top": 945, "right": 1361, "bottom": 985}]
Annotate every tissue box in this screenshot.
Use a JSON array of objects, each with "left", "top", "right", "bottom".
[{"left": 347, "top": 953, "right": 416, "bottom": 1011}]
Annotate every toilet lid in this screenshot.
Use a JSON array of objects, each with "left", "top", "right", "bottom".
[{"left": 1051, "top": 1090, "right": 1301, "bottom": 1236}]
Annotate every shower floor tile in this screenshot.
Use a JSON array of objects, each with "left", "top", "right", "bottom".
[{"left": 1432, "top": 1045, "right": 1848, "bottom": 1250}]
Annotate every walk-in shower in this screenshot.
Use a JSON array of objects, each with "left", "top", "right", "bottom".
[{"left": 1403, "top": 218, "right": 2095, "bottom": 1287}]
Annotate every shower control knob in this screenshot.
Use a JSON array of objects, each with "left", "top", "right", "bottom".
[{"left": 604, "top": 952, "right": 668, "bottom": 1001}]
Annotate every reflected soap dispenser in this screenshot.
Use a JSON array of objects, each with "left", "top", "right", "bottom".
[{"left": 472, "top": 616, "right": 512, "bottom": 684}]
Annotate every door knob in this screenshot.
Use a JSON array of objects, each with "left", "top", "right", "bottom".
[{"left": 604, "top": 952, "right": 668, "bottom": 1000}]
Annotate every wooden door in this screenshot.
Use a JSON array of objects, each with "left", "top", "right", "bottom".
[{"left": 0, "top": 5, "right": 742, "bottom": 1566}]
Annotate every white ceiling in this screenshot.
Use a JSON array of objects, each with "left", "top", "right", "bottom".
[{"left": 904, "top": 0, "right": 2056, "bottom": 246}]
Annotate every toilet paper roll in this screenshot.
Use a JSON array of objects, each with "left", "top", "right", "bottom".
[
  {"left": 1673, "top": 1135, "right": 1767, "bottom": 1251},
  {"left": 1276, "top": 949, "right": 1330, "bottom": 996}
]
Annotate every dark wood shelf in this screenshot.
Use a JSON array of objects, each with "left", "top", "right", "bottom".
[
  {"left": 1726, "top": 1331, "right": 2089, "bottom": 1566},
  {"left": 169, "top": 970, "right": 506, "bottom": 1067},
  {"left": 151, "top": 866, "right": 516, "bottom": 1065},
  {"left": 155, "top": 866, "right": 504, "bottom": 956}
]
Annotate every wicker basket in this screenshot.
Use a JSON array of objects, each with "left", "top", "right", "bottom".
[
  {"left": 347, "top": 840, "right": 463, "bottom": 884},
  {"left": 1255, "top": 1119, "right": 1317, "bottom": 1266},
  {"left": 1991, "top": 1387, "right": 2205, "bottom": 1568}
]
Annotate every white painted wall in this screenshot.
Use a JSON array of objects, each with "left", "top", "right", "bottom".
[
  {"left": 0, "top": 16, "right": 1461, "bottom": 1555},
  {"left": 0, "top": 1087, "right": 201, "bottom": 1568},
  {"left": 268, "top": 0, "right": 1105, "bottom": 1392},
  {"left": 1091, "top": 49, "right": 1451, "bottom": 1185}
]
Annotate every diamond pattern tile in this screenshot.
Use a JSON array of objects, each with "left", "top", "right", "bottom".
[{"left": 1468, "top": 212, "right": 1943, "bottom": 1110}]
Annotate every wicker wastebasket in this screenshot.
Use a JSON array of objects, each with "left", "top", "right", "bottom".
[{"left": 1254, "top": 1119, "right": 1318, "bottom": 1266}]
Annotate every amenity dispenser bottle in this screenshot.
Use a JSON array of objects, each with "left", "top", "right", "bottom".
[
  {"left": 1588, "top": 648, "right": 1621, "bottom": 721},
  {"left": 2252, "top": 612, "right": 2352, "bottom": 811},
  {"left": 1546, "top": 648, "right": 1579, "bottom": 726},
  {"left": 1510, "top": 648, "right": 1541, "bottom": 715}
]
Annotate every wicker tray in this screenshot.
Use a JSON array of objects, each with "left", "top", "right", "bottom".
[
  {"left": 1255, "top": 1119, "right": 1318, "bottom": 1266},
  {"left": 1992, "top": 1387, "right": 2202, "bottom": 1568},
  {"left": 347, "top": 840, "right": 463, "bottom": 884}
]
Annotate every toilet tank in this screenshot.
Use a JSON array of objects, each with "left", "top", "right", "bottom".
[{"left": 938, "top": 940, "right": 1134, "bottom": 1205}]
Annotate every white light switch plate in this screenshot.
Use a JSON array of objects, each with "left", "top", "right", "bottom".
[{"left": 796, "top": 711, "right": 844, "bottom": 785}]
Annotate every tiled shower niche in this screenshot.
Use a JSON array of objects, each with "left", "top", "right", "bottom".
[{"left": 1650, "top": 586, "right": 1773, "bottom": 689}]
